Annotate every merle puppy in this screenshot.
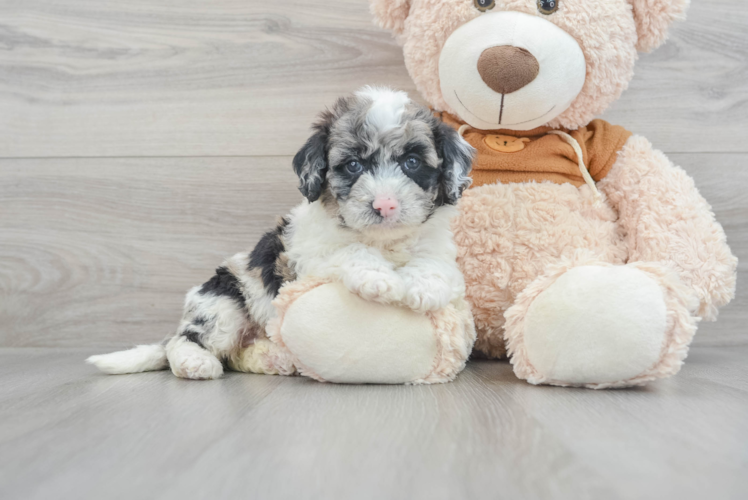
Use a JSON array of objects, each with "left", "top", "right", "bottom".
[{"left": 88, "top": 87, "right": 474, "bottom": 380}]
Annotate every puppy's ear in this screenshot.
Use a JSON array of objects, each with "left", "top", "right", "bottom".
[
  {"left": 435, "top": 123, "right": 474, "bottom": 205},
  {"left": 370, "top": 0, "right": 411, "bottom": 35},
  {"left": 629, "top": 0, "right": 689, "bottom": 52},
  {"left": 292, "top": 116, "right": 331, "bottom": 203}
]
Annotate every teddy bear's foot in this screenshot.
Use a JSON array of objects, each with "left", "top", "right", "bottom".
[
  {"left": 276, "top": 282, "right": 438, "bottom": 384},
  {"left": 266, "top": 281, "right": 476, "bottom": 384},
  {"left": 504, "top": 263, "right": 699, "bottom": 389}
]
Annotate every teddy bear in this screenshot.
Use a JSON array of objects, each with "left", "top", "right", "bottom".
[{"left": 369, "top": 0, "right": 738, "bottom": 388}]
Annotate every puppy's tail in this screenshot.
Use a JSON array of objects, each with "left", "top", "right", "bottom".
[{"left": 86, "top": 345, "right": 168, "bottom": 374}]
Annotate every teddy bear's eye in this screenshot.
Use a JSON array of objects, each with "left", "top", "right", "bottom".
[
  {"left": 474, "top": 0, "right": 495, "bottom": 12},
  {"left": 537, "top": 0, "right": 559, "bottom": 15}
]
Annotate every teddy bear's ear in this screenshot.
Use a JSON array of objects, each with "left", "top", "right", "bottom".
[
  {"left": 370, "top": 0, "right": 412, "bottom": 35},
  {"left": 629, "top": 0, "right": 690, "bottom": 52}
]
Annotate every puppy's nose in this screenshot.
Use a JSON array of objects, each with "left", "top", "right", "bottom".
[
  {"left": 477, "top": 46, "right": 540, "bottom": 94},
  {"left": 372, "top": 196, "right": 399, "bottom": 218}
]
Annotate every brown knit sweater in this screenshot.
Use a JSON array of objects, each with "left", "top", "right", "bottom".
[{"left": 439, "top": 112, "right": 632, "bottom": 188}]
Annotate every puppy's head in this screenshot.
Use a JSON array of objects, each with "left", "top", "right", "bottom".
[{"left": 293, "top": 87, "right": 474, "bottom": 233}]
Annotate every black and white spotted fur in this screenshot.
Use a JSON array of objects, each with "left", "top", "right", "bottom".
[{"left": 87, "top": 87, "right": 474, "bottom": 380}]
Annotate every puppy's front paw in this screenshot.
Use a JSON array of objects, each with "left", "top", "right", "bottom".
[
  {"left": 404, "top": 277, "right": 452, "bottom": 313},
  {"left": 346, "top": 269, "right": 405, "bottom": 304}
]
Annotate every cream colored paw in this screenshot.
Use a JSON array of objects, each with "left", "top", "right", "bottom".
[
  {"left": 523, "top": 265, "right": 667, "bottom": 386},
  {"left": 346, "top": 269, "right": 405, "bottom": 304},
  {"left": 228, "top": 338, "right": 283, "bottom": 375},
  {"left": 168, "top": 344, "right": 223, "bottom": 380},
  {"left": 403, "top": 278, "right": 452, "bottom": 313}
]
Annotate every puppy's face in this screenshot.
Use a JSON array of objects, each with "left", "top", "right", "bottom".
[{"left": 293, "top": 87, "right": 474, "bottom": 233}]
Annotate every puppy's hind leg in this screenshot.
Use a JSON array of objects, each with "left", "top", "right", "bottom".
[
  {"left": 166, "top": 335, "right": 224, "bottom": 380},
  {"left": 167, "top": 265, "right": 252, "bottom": 380}
]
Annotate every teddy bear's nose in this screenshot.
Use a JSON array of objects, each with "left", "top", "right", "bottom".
[{"left": 477, "top": 46, "right": 540, "bottom": 95}]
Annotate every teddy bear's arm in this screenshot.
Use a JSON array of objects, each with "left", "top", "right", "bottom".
[{"left": 597, "top": 135, "right": 738, "bottom": 320}]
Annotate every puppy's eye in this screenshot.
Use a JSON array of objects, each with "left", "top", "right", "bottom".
[
  {"left": 474, "top": 0, "right": 495, "bottom": 11},
  {"left": 402, "top": 155, "right": 422, "bottom": 171},
  {"left": 346, "top": 160, "right": 363, "bottom": 174},
  {"left": 537, "top": 0, "right": 559, "bottom": 15}
]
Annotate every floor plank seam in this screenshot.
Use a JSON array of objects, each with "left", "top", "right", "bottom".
[{"left": 1, "top": 151, "right": 747, "bottom": 161}]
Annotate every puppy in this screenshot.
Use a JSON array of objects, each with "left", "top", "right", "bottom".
[{"left": 87, "top": 87, "right": 475, "bottom": 380}]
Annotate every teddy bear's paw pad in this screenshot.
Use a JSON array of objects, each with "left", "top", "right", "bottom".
[
  {"left": 280, "top": 283, "right": 438, "bottom": 384},
  {"left": 523, "top": 265, "right": 667, "bottom": 385},
  {"left": 169, "top": 346, "right": 223, "bottom": 380}
]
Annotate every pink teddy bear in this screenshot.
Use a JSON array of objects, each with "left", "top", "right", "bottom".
[{"left": 372, "top": 0, "right": 737, "bottom": 388}]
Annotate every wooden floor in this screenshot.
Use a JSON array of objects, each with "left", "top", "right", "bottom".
[
  {"left": 1, "top": 346, "right": 747, "bottom": 500},
  {"left": 1, "top": 1, "right": 747, "bottom": 499}
]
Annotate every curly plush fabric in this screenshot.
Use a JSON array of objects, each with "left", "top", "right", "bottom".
[
  {"left": 412, "top": 297, "right": 476, "bottom": 384},
  {"left": 453, "top": 134, "right": 737, "bottom": 367},
  {"left": 371, "top": 0, "right": 412, "bottom": 34},
  {"left": 452, "top": 178, "right": 628, "bottom": 359},
  {"left": 598, "top": 136, "right": 737, "bottom": 320},
  {"left": 630, "top": 0, "right": 690, "bottom": 52}
]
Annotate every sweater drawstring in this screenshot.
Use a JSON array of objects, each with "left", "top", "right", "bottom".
[
  {"left": 548, "top": 130, "right": 602, "bottom": 203},
  {"left": 458, "top": 125, "right": 602, "bottom": 204}
]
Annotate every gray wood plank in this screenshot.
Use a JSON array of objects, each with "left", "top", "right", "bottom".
[
  {"left": 1, "top": 0, "right": 746, "bottom": 157},
  {"left": 603, "top": 0, "right": 748, "bottom": 152},
  {"left": 0, "top": 0, "right": 415, "bottom": 158},
  {"left": 0, "top": 347, "right": 746, "bottom": 500},
  {"left": 0, "top": 156, "right": 302, "bottom": 347},
  {"left": 0, "top": 154, "right": 745, "bottom": 348}
]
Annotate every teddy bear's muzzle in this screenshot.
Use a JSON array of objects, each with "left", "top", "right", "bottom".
[{"left": 438, "top": 11, "right": 586, "bottom": 131}]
